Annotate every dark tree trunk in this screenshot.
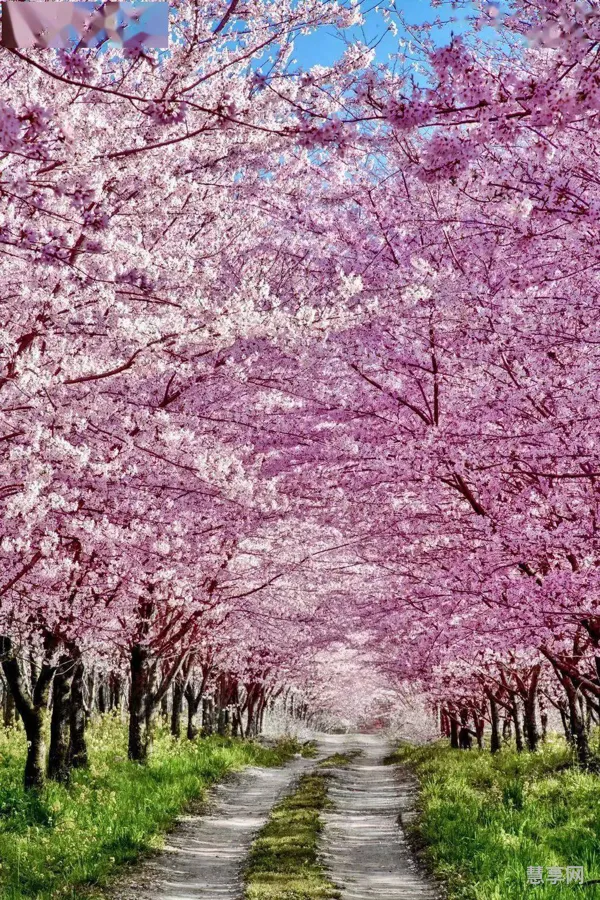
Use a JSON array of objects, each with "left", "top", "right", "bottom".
[
  {"left": 450, "top": 715, "right": 459, "bottom": 749},
  {"left": 559, "top": 705, "right": 572, "bottom": 744},
  {"left": 171, "top": 675, "right": 184, "bottom": 738},
  {"left": 185, "top": 686, "right": 202, "bottom": 740},
  {"left": 489, "top": 694, "right": 501, "bottom": 754},
  {"left": 69, "top": 658, "right": 88, "bottom": 769},
  {"left": 160, "top": 689, "right": 169, "bottom": 720},
  {"left": 48, "top": 654, "right": 75, "bottom": 783},
  {"left": 246, "top": 702, "right": 256, "bottom": 738},
  {"left": 24, "top": 709, "right": 47, "bottom": 788},
  {"left": 564, "top": 676, "right": 590, "bottom": 768},
  {"left": 440, "top": 708, "right": 450, "bottom": 737},
  {"left": 523, "top": 666, "right": 541, "bottom": 752},
  {"left": 98, "top": 678, "right": 108, "bottom": 715},
  {"left": 202, "top": 696, "right": 214, "bottom": 737},
  {"left": 512, "top": 698, "right": 524, "bottom": 752},
  {"left": 258, "top": 698, "right": 266, "bottom": 735},
  {"left": 128, "top": 644, "right": 152, "bottom": 762},
  {"left": 0, "top": 636, "right": 56, "bottom": 789},
  {"left": 458, "top": 710, "right": 473, "bottom": 750},
  {"left": 110, "top": 673, "right": 122, "bottom": 711},
  {"left": 502, "top": 714, "right": 512, "bottom": 743},
  {"left": 217, "top": 706, "right": 230, "bottom": 736}
]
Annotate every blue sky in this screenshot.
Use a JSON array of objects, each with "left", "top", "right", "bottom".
[{"left": 291, "top": 1, "right": 482, "bottom": 69}]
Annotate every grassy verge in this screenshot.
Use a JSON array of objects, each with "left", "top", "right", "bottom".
[
  {"left": 0, "top": 715, "right": 305, "bottom": 900},
  {"left": 390, "top": 739, "right": 600, "bottom": 899},
  {"left": 244, "top": 752, "right": 359, "bottom": 900},
  {"left": 317, "top": 751, "right": 359, "bottom": 769}
]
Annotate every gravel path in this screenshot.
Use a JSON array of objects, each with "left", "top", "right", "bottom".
[
  {"left": 105, "top": 754, "right": 317, "bottom": 900},
  {"left": 319, "top": 734, "right": 440, "bottom": 900},
  {"left": 104, "top": 733, "right": 438, "bottom": 900}
]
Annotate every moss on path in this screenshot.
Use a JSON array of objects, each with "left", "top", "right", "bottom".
[{"left": 244, "top": 752, "right": 359, "bottom": 900}]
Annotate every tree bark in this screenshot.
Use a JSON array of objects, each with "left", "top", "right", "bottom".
[
  {"left": 161, "top": 691, "right": 169, "bottom": 719},
  {"left": 488, "top": 693, "right": 501, "bottom": 754},
  {"left": 564, "top": 675, "right": 590, "bottom": 767},
  {"left": 128, "top": 644, "right": 152, "bottom": 762},
  {"left": 0, "top": 635, "right": 56, "bottom": 789},
  {"left": 523, "top": 665, "right": 541, "bottom": 752},
  {"left": 68, "top": 657, "right": 88, "bottom": 769},
  {"left": 48, "top": 654, "right": 75, "bottom": 783},
  {"left": 98, "top": 677, "right": 108, "bottom": 715},
  {"left": 201, "top": 696, "right": 214, "bottom": 737},
  {"left": 512, "top": 698, "right": 524, "bottom": 752},
  {"left": 110, "top": 673, "right": 122, "bottom": 711},
  {"left": 171, "top": 674, "right": 185, "bottom": 738},
  {"left": 186, "top": 688, "right": 202, "bottom": 739},
  {"left": 458, "top": 709, "right": 473, "bottom": 750},
  {"left": 450, "top": 715, "right": 459, "bottom": 749}
]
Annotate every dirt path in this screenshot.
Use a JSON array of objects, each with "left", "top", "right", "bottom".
[
  {"left": 105, "top": 754, "right": 318, "bottom": 900},
  {"left": 319, "top": 734, "right": 440, "bottom": 900},
  {"left": 104, "top": 734, "right": 437, "bottom": 900}
]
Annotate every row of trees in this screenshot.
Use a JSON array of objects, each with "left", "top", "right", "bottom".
[{"left": 2, "top": 0, "right": 600, "bottom": 789}]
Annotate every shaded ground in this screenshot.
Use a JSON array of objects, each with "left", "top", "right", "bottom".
[{"left": 319, "top": 734, "right": 440, "bottom": 900}]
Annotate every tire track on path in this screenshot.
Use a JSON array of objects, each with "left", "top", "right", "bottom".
[{"left": 318, "top": 734, "right": 440, "bottom": 900}]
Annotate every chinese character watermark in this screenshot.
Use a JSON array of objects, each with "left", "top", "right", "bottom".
[{"left": 527, "top": 866, "right": 584, "bottom": 886}]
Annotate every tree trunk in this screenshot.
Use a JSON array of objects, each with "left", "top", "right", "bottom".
[
  {"left": 0, "top": 636, "right": 56, "bottom": 789},
  {"left": 559, "top": 705, "right": 572, "bottom": 744},
  {"left": 540, "top": 699, "right": 548, "bottom": 742},
  {"left": 523, "top": 666, "right": 541, "bottom": 752},
  {"left": 440, "top": 708, "right": 450, "bottom": 737},
  {"left": 69, "top": 658, "right": 88, "bottom": 769},
  {"left": 128, "top": 644, "right": 151, "bottom": 762},
  {"left": 202, "top": 696, "right": 214, "bottom": 737},
  {"left": 160, "top": 689, "right": 169, "bottom": 720},
  {"left": 217, "top": 706, "right": 230, "bottom": 736},
  {"left": 489, "top": 694, "right": 501, "bottom": 754},
  {"left": 512, "top": 698, "right": 524, "bottom": 752},
  {"left": 110, "top": 673, "right": 122, "bottom": 711},
  {"left": 98, "top": 678, "right": 108, "bottom": 715},
  {"left": 171, "top": 675, "right": 184, "bottom": 738},
  {"left": 48, "top": 654, "right": 75, "bottom": 783},
  {"left": 458, "top": 710, "right": 472, "bottom": 750},
  {"left": 450, "top": 715, "right": 459, "bottom": 749},
  {"left": 185, "top": 686, "right": 202, "bottom": 740},
  {"left": 564, "top": 676, "right": 590, "bottom": 768}
]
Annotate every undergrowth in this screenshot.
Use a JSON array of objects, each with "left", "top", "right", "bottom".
[
  {"left": 0, "top": 715, "right": 302, "bottom": 900},
  {"left": 391, "top": 738, "right": 600, "bottom": 899}
]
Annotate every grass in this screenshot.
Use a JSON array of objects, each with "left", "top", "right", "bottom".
[
  {"left": 390, "top": 738, "right": 600, "bottom": 900},
  {"left": 0, "top": 714, "right": 306, "bottom": 900},
  {"left": 244, "top": 751, "right": 360, "bottom": 900},
  {"left": 317, "top": 751, "right": 360, "bottom": 768}
]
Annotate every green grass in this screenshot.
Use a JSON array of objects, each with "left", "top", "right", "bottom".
[
  {"left": 390, "top": 738, "right": 600, "bottom": 899},
  {"left": 0, "top": 715, "right": 304, "bottom": 900},
  {"left": 244, "top": 754, "right": 352, "bottom": 900},
  {"left": 317, "top": 751, "right": 360, "bottom": 769}
]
